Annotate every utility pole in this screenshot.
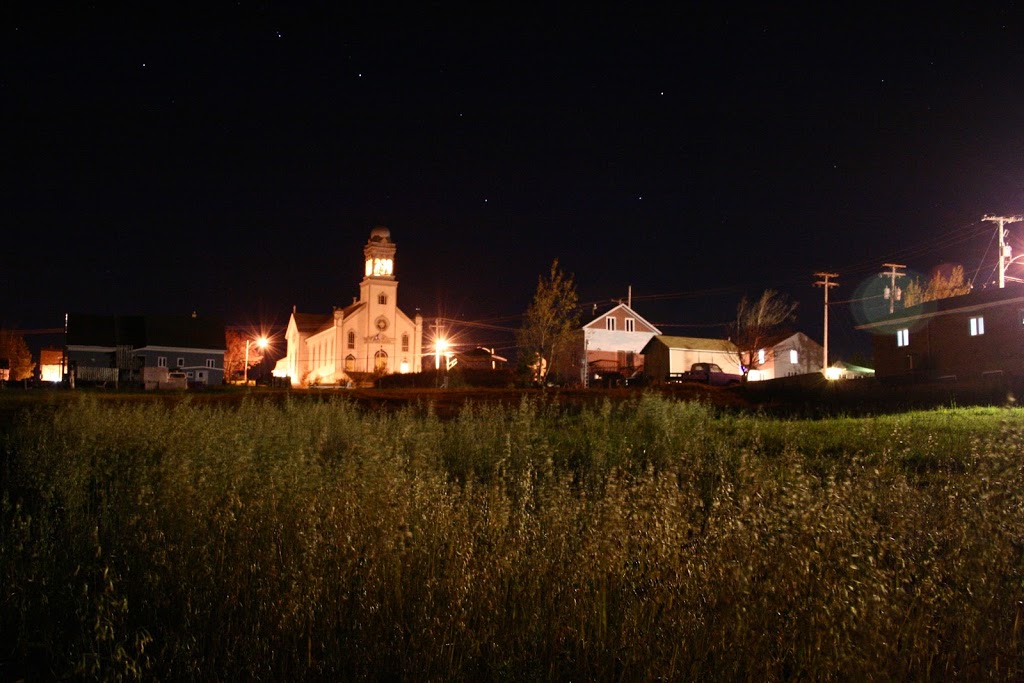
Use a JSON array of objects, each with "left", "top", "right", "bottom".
[
  {"left": 880, "top": 263, "right": 906, "bottom": 314},
  {"left": 983, "top": 214, "right": 1023, "bottom": 288},
  {"left": 813, "top": 272, "right": 839, "bottom": 370}
]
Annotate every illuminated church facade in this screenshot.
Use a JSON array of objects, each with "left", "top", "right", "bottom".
[{"left": 276, "top": 226, "right": 424, "bottom": 386}]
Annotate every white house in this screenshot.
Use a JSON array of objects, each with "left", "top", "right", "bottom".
[
  {"left": 276, "top": 227, "right": 424, "bottom": 386},
  {"left": 745, "top": 332, "right": 823, "bottom": 381},
  {"left": 581, "top": 302, "right": 661, "bottom": 383}
]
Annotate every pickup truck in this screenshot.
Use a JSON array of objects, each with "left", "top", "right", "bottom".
[{"left": 668, "top": 362, "right": 743, "bottom": 386}]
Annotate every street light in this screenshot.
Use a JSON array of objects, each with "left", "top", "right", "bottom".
[
  {"left": 434, "top": 337, "right": 448, "bottom": 371},
  {"left": 244, "top": 336, "right": 268, "bottom": 385}
]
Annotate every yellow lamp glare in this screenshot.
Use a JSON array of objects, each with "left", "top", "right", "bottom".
[
  {"left": 824, "top": 366, "right": 842, "bottom": 381},
  {"left": 434, "top": 338, "right": 448, "bottom": 370},
  {"left": 244, "top": 336, "right": 270, "bottom": 385}
]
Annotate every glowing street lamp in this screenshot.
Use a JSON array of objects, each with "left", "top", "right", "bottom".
[
  {"left": 434, "top": 337, "right": 448, "bottom": 371},
  {"left": 244, "top": 336, "right": 268, "bottom": 385}
]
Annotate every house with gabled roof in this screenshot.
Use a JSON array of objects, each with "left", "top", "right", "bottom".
[
  {"left": 275, "top": 227, "right": 424, "bottom": 386},
  {"left": 581, "top": 302, "right": 661, "bottom": 384},
  {"left": 65, "top": 313, "right": 226, "bottom": 386},
  {"left": 640, "top": 335, "right": 741, "bottom": 382},
  {"left": 744, "top": 331, "right": 824, "bottom": 381}
]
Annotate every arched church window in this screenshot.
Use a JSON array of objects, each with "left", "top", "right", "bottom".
[
  {"left": 374, "top": 350, "right": 388, "bottom": 372},
  {"left": 402, "top": 334, "right": 409, "bottom": 352},
  {"left": 345, "top": 355, "right": 355, "bottom": 372},
  {"left": 378, "top": 293, "right": 387, "bottom": 305},
  {"left": 347, "top": 330, "right": 355, "bottom": 349}
]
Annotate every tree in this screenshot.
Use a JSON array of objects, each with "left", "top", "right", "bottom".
[
  {"left": 223, "top": 330, "right": 265, "bottom": 382},
  {"left": 729, "top": 289, "right": 798, "bottom": 380},
  {"left": 902, "top": 265, "right": 972, "bottom": 308},
  {"left": 0, "top": 330, "right": 35, "bottom": 381},
  {"left": 517, "top": 259, "right": 580, "bottom": 384}
]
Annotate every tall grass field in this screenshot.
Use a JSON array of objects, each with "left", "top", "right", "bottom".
[{"left": 2, "top": 393, "right": 1024, "bottom": 680}]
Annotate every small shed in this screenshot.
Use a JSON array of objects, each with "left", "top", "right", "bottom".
[{"left": 640, "top": 335, "right": 740, "bottom": 382}]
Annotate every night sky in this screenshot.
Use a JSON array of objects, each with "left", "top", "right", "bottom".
[{"left": 6, "top": 5, "right": 1024, "bottom": 361}]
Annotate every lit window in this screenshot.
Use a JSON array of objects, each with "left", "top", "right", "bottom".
[
  {"left": 625, "top": 318, "right": 635, "bottom": 332},
  {"left": 970, "top": 317, "right": 985, "bottom": 336},
  {"left": 757, "top": 349, "right": 765, "bottom": 365},
  {"left": 158, "top": 356, "right": 167, "bottom": 368},
  {"left": 378, "top": 293, "right": 387, "bottom": 305},
  {"left": 606, "top": 317, "right": 616, "bottom": 331},
  {"left": 177, "top": 358, "right": 185, "bottom": 367},
  {"left": 347, "top": 331, "right": 355, "bottom": 349},
  {"left": 789, "top": 349, "right": 798, "bottom": 364},
  {"left": 345, "top": 355, "right": 355, "bottom": 371},
  {"left": 206, "top": 359, "right": 215, "bottom": 368},
  {"left": 897, "top": 329, "right": 909, "bottom": 347},
  {"left": 374, "top": 350, "right": 388, "bottom": 371},
  {"left": 400, "top": 360, "right": 410, "bottom": 373},
  {"left": 402, "top": 334, "right": 409, "bottom": 352}
]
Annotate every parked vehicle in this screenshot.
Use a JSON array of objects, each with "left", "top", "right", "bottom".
[{"left": 668, "top": 362, "right": 742, "bottom": 386}]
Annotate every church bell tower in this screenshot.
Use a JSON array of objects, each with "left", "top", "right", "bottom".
[
  {"left": 359, "top": 227, "right": 400, "bottom": 351},
  {"left": 363, "top": 225, "right": 396, "bottom": 280}
]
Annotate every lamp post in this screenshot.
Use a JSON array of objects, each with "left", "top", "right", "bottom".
[
  {"left": 244, "top": 336, "right": 268, "bottom": 386},
  {"left": 434, "top": 337, "right": 448, "bottom": 371}
]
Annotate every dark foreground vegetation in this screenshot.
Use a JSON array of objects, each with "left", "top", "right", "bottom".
[{"left": 3, "top": 392, "right": 1024, "bottom": 680}]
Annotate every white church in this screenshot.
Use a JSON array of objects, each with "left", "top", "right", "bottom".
[{"left": 275, "top": 226, "right": 424, "bottom": 386}]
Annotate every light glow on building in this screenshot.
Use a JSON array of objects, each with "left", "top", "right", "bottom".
[{"left": 365, "top": 257, "right": 394, "bottom": 277}]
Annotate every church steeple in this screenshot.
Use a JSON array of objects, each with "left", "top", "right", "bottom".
[{"left": 363, "top": 226, "right": 396, "bottom": 280}]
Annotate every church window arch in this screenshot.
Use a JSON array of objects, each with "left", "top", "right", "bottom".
[
  {"left": 402, "top": 333, "right": 409, "bottom": 352},
  {"left": 378, "top": 293, "right": 388, "bottom": 305},
  {"left": 345, "top": 355, "right": 355, "bottom": 372},
  {"left": 374, "top": 350, "right": 388, "bottom": 372},
  {"left": 347, "top": 330, "right": 355, "bottom": 349}
]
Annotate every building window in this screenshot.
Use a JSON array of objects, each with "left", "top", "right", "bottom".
[
  {"left": 896, "top": 329, "right": 909, "bottom": 347},
  {"left": 206, "top": 359, "right": 215, "bottom": 368},
  {"left": 374, "top": 350, "right": 388, "bottom": 371},
  {"left": 378, "top": 293, "right": 387, "bottom": 305},
  {"left": 176, "top": 358, "right": 185, "bottom": 367},
  {"left": 345, "top": 355, "right": 355, "bottom": 371},
  {"left": 347, "top": 330, "right": 355, "bottom": 349},
  {"left": 400, "top": 359, "right": 410, "bottom": 373},
  {"left": 624, "top": 318, "right": 635, "bottom": 332},
  {"left": 186, "top": 371, "right": 194, "bottom": 379},
  {"left": 970, "top": 316, "right": 985, "bottom": 336},
  {"left": 158, "top": 356, "right": 167, "bottom": 368},
  {"left": 789, "top": 349, "right": 798, "bottom": 364},
  {"left": 757, "top": 349, "right": 766, "bottom": 365},
  {"left": 606, "top": 317, "right": 616, "bottom": 331},
  {"left": 402, "top": 333, "right": 409, "bottom": 352}
]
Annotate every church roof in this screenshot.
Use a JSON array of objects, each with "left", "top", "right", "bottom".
[
  {"left": 339, "top": 300, "right": 365, "bottom": 318},
  {"left": 292, "top": 301, "right": 367, "bottom": 336},
  {"left": 292, "top": 312, "right": 331, "bottom": 335}
]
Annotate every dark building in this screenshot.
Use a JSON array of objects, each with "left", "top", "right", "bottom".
[
  {"left": 855, "top": 285, "right": 1024, "bottom": 382},
  {"left": 65, "top": 313, "right": 226, "bottom": 386}
]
